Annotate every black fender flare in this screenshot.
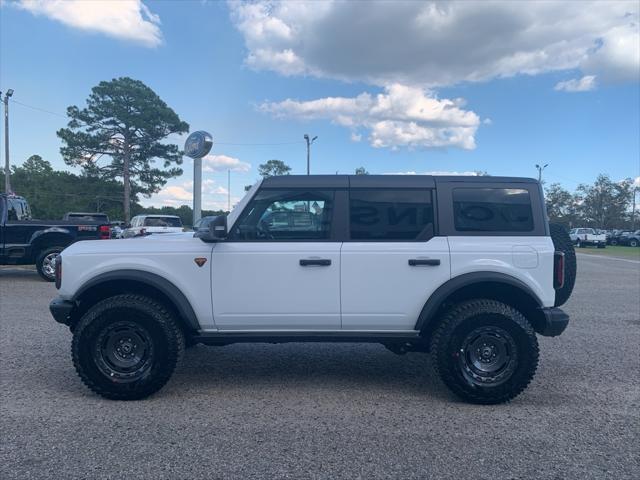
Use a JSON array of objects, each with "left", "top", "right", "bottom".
[
  {"left": 30, "top": 228, "right": 74, "bottom": 251},
  {"left": 72, "top": 270, "right": 200, "bottom": 331},
  {"left": 414, "top": 272, "right": 544, "bottom": 332}
]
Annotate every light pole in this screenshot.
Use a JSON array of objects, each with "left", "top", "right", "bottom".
[
  {"left": 304, "top": 134, "right": 318, "bottom": 175},
  {"left": 2, "top": 89, "right": 13, "bottom": 194},
  {"left": 535, "top": 163, "right": 548, "bottom": 183},
  {"left": 227, "top": 169, "right": 231, "bottom": 212}
]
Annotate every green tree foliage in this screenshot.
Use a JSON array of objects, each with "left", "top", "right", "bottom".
[
  {"left": 545, "top": 183, "right": 579, "bottom": 227},
  {"left": 575, "top": 175, "right": 634, "bottom": 229},
  {"left": 545, "top": 175, "right": 636, "bottom": 229},
  {"left": 57, "top": 77, "right": 189, "bottom": 221},
  {"left": 1, "top": 156, "right": 127, "bottom": 220},
  {"left": 0, "top": 157, "right": 227, "bottom": 225},
  {"left": 355, "top": 166, "right": 369, "bottom": 175},
  {"left": 258, "top": 159, "right": 291, "bottom": 177}
]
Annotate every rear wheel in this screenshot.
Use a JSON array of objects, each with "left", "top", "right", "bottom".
[
  {"left": 35, "top": 246, "right": 64, "bottom": 282},
  {"left": 72, "top": 294, "right": 184, "bottom": 400},
  {"left": 430, "top": 300, "right": 539, "bottom": 404},
  {"left": 549, "top": 223, "right": 576, "bottom": 307}
]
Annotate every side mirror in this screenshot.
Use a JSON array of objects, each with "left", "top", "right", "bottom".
[{"left": 195, "top": 215, "right": 227, "bottom": 242}]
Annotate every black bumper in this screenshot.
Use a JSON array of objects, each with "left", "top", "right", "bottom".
[
  {"left": 49, "top": 296, "right": 75, "bottom": 326},
  {"left": 538, "top": 307, "right": 569, "bottom": 337}
]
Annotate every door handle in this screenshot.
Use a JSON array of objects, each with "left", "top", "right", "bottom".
[
  {"left": 300, "top": 259, "right": 331, "bottom": 266},
  {"left": 408, "top": 258, "right": 440, "bottom": 266}
]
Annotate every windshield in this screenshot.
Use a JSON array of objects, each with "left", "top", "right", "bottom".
[
  {"left": 69, "top": 214, "right": 109, "bottom": 222},
  {"left": 143, "top": 217, "right": 182, "bottom": 227}
]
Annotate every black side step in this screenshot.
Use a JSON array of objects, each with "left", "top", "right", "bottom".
[{"left": 192, "top": 331, "right": 422, "bottom": 346}]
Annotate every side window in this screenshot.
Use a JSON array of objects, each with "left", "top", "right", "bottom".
[
  {"left": 229, "top": 189, "right": 334, "bottom": 241},
  {"left": 453, "top": 188, "right": 534, "bottom": 232},
  {"left": 7, "top": 198, "right": 24, "bottom": 221},
  {"left": 349, "top": 189, "right": 434, "bottom": 241}
]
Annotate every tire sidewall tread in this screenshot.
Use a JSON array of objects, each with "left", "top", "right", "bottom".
[
  {"left": 71, "top": 294, "right": 185, "bottom": 400},
  {"left": 430, "top": 299, "right": 539, "bottom": 405},
  {"left": 549, "top": 223, "right": 577, "bottom": 307}
]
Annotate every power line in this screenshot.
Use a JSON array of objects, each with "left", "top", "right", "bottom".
[
  {"left": 10, "top": 99, "right": 67, "bottom": 118},
  {"left": 9, "top": 98, "right": 306, "bottom": 146}
]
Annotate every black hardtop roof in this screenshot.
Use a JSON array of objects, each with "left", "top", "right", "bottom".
[{"left": 261, "top": 174, "right": 538, "bottom": 189}]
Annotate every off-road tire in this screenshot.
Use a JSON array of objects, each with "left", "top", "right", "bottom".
[
  {"left": 430, "top": 300, "right": 539, "bottom": 405},
  {"left": 35, "top": 246, "right": 64, "bottom": 282},
  {"left": 549, "top": 223, "right": 576, "bottom": 307},
  {"left": 72, "top": 294, "right": 184, "bottom": 400}
]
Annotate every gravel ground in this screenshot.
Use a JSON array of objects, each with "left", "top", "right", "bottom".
[{"left": 1, "top": 255, "right": 639, "bottom": 479}]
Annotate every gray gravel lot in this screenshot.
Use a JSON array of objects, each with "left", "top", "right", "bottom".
[{"left": 1, "top": 255, "right": 639, "bottom": 479}]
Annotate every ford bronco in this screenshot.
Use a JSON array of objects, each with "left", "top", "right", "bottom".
[{"left": 49, "top": 175, "right": 576, "bottom": 404}]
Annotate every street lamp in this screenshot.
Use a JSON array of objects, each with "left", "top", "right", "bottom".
[
  {"left": 535, "top": 163, "right": 548, "bottom": 183},
  {"left": 2, "top": 89, "right": 14, "bottom": 194},
  {"left": 304, "top": 134, "right": 318, "bottom": 175}
]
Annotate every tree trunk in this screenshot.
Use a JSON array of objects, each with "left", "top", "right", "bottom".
[{"left": 123, "top": 142, "right": 131, "bottom": 222}]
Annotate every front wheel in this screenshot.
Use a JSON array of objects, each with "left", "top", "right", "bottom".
[
  {"left": 630, "top": 239, "right": 639, "bottom": 247},
  {"left": 72, "top": 294, "right": 184, "bottom": 400},
  {"left": 430, "top": 300, "right": 539, "bottom": 404},
  {"left": 36, "top": 246, "right": 64, "bottom": 282}
]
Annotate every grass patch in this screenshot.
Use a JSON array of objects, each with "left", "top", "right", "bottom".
[{"left": 576, "top": 245, "right": 640, "bottom": 260}]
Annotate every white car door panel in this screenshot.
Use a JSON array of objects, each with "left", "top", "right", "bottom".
[
  {"left": 212, "top": 242, "right": 341, "bottom": 330},
  {"left": 340, "top": 237, "right": 451, "bottom": 330}
]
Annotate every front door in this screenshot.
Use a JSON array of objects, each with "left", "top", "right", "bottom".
[{"left": 211, "top": 188, "right": 341, "bottom": 330}]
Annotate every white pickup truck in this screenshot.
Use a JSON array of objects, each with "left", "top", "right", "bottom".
[{"left": 569, "top": 228, "right": 606, "bottom": 248}]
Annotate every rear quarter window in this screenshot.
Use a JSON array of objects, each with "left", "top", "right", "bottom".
[
  {"left": 453, "top": 188, "right": 534, "bottom": 232},
  {"left": 143, "top": 217, "right": 183, "bottom": 227}
]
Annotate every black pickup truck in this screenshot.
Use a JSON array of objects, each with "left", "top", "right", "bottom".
[{"left": 0, "top": 194, "right": 110, "bottom": 281}]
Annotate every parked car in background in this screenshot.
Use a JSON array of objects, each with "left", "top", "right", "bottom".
[
  {"left": 618, "top": 230, "right": 640, "bottom": 247},
  {"left": 109, "top": 221, "right": 126, "bottom": 239},
  {"left": 609, "top": 231, "right": 633, "bottom": 245},
  {"left": 121, "top": 215, "right": 184, "bottom": 238},
  {"left": 63, "top": 212, "right": 110, "bottom": 223},
  {"left": 569, "top": 228, "right": 606, "bottom": 248},
  {"left": 1, "top": 194, "right": 110, "bottom": 281}
]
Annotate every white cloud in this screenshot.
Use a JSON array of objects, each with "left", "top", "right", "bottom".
[
  {"left": 228, "top": 1, "right": 639, "bottom": 87},
  {"left": 149, "top": 179, "right": 238, "bottom": 211},
  {"left": 202, "top": 154, "right": 251, "bottom": 173},
  {"left": 554, "top": 75, "right": 597, "bottom": 92},
  {"left": 260, "top": 84, "right": 481, "bottom": 149},
  {"left": 350, "top": 132, "right": 362, "bottom": 142},
  {"left": 14, "top": 0, "right": 162, "bottom": 47}
]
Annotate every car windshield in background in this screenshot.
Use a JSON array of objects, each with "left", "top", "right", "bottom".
[
  {"left": 143, "top": 217, "right": 182, "bottom": 227},
  {"left": 69, "top": 214, "right": 109, "bottom": 222}
]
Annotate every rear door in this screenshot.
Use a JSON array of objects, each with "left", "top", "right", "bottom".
[
  {"left": 211, "top": 187, "right": 343, "bottom": 330},
  {"left": 340, "top": 184, "right": 450, "bottom": 331}
]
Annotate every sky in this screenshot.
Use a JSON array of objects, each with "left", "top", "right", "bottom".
[{"left": 0, "top": 0, "right": 639, "bottom": 211}]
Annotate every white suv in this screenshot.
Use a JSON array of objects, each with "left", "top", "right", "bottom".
[
  {"left": 121, "top": 214, "right": 183, "bottom": 238},
  {"left": 50, "top": 175, "right": 576, "bottom": 404}
]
